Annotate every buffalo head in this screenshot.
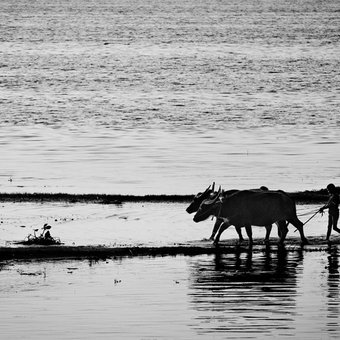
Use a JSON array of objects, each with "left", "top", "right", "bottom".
[
  {"left": 193, "top": 186, "right": 222, "bottom": 222},
  {"left": 186, "top": 182, "right": 215, "bottom": 214}
]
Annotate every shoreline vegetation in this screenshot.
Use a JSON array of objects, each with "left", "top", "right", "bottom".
[{"left": 0, "top": 189, "right": 332, "bottom": 205}]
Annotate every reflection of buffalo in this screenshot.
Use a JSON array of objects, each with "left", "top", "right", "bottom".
[
  {"left": 189, "top": 245, "right": 302, "bottom": 285},
  {"left": 327, "top": 247, "right": 340, "bottom": 332},
  {"left": 187, "top": 246, "right": 303, "bottom": 336}
]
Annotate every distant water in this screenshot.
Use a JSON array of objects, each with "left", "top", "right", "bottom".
[{"left": 0, "top": 0, "right": 339, "bottom": 195}]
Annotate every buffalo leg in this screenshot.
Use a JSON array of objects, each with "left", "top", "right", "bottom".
[
  {"left": 276, "top": 222, "right": 282, "bottom": 238},
  {"left": 264, "top": 224, "right": 272, "bottom": 243},
  {"left": 277, "top": 220, "right": 288, "bottom": 244},
  {"left": 214, "top": 222, "right": 231, "bottom": 245},
  {"left": 245, "top": 224, "right": 252, "bottom": 244},
  {"left": 235, "top": 226, "right": 244, "bottom": 242},
  {"left": 209, "top": 218, "right": 223, "bottom": 240},
  {"left": 289, "top": 217, "right": 309, "bottom": 244},
  {"left": 210, "top": 219, "right": 244, "bottom": 242}
]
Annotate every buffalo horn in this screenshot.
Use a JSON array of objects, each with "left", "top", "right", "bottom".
[
  {"left": 205, "top": 186, "right": 221, "bottom": 205},
  {"left": 202, "top": 183, "right": 212, "bottom": 195}
]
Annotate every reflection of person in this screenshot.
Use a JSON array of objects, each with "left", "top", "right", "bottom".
[{"left": 319, "top": 184, "right": 340, "bottom": 241}]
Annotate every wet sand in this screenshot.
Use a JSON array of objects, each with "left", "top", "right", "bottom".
[
  {"left": 1, "top": 237, "right": 340, "bottom": 261},
  {"left": 0, "top": 194, "right": 336, "bottom": 260},
  {"left": 0, "top": 195, "right": 336, "bottom": 257}
]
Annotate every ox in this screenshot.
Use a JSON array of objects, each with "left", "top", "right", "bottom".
[
  {"left": 186, "top": 183, "right": 244, "bottom": 241},
  {"left": 187, "top": 184, "right": 275, "bottom": 243},
  {"left": 193, "top": 189, "right": 308, "bottom": 245}
]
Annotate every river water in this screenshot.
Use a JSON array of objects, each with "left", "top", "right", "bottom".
[
  {"left": 1, "top": 249, "right": 340, "bottom": 339},
  {"left": 1, "top": 1, "right": 339, "bottom": 338},
  {"left": 0, "top": 0, "right": 339, "bottom": 195},
  {"left": 2, "top": 201, "right": 339, "bottom": 338}
]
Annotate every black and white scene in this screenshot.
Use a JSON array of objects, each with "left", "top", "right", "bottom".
[{"left": 1, "top": 0, "right": 339, "bottom": 338}]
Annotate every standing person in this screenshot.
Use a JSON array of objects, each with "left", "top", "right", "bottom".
[{"left": 319, "top": 183, "right": 340, "bottom": 241}]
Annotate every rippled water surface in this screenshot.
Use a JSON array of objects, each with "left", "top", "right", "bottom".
[
  {"left": 1, "top": 249, "right": 340, "bottom": 339},
  {"left": 1, "top": 2, "right": 339, "bottom": 338},
  {"left": 0, "top": 0, "right": 339, "bottom": 194}
]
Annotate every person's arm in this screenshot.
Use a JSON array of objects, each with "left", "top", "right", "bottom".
[{"left": 320, "top": 195, "right": 334, "bottom": 212}]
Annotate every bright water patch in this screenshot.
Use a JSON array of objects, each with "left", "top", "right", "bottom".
[{"left": 0, "top": 125, "right": 339, "bottom": 194}]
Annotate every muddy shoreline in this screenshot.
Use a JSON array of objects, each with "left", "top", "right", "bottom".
[
  {"left": 0, "top": 190, "right": 335, "bottom": 261},
  {"left": 1, "top": 237, "right": 339, "bottom": 261},
  {"left": 0, "top": 189, "right": 331, "bottom": 204}
]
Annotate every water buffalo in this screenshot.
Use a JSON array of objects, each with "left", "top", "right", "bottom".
[
  {"left": 186, "top": 183, "right": 244, "bottom": 241},
  {"left": 187, "top": 184, "right": 275, "bottom": 243},
  {"left": 193, "top": 189, "right": 308, "bottom": 245},
  {"left": 186, "top": 182, "right": 217, "bottom": 214}
]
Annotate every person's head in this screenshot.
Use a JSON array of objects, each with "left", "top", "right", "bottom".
[{"left": 327, "top": 183, "right": 336, "bottom": 194}]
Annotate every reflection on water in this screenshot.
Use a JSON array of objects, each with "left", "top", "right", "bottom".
[
  {"left": 188, "top": 246, "right": 303, "bottom": 338},
  {"left": 1, "top": 249, "right": 340, "bottom": 339},
  {"left": 327, "top": 247, "right": 340, "bottom": 337}
]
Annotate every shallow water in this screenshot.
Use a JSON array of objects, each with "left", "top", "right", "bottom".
[
  {"left": 0, "top": 202, "right": 333, "bottom": 247},
  {"left": 1, "top": 249, "right": 340, "bottom": 339},
  {"left": 0, "top": 0, "right": 339, "bottom": 195},
  {"left": 1, "top": 1, "right": 339, "bottom": 335},
  {"left": 1, "top": 200, "right": 339, "bottom": 339}
]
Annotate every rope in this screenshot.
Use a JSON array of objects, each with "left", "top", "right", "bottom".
[
  {"left": 302, "top": 210, "right": 320, "bottom": 226},
  {"left": 294, "top": 209, "right": 321, "bottom": 232},
  {"left": 297, "top": 207, "right": 320, "bottom": 217}
]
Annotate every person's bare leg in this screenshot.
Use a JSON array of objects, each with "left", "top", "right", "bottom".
[
  {"left": 332, "top": 213, "right": 340, "bottom": 234},
  {"left": 326, "top": 215, "right": 333, "bottom": 241}
]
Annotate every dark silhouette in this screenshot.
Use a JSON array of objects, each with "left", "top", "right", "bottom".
[
  {"left": 186, "top": 183, "right": 244, "bottom": 241},
  {"left": 320, "top": 183, "right": 340, "bottom": 241},
  {"left": 186, "top": 183, "right": 276, "bottom": 243},
  {"left": 193, "top": 188, "right": 308, "bottom": 245}
]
